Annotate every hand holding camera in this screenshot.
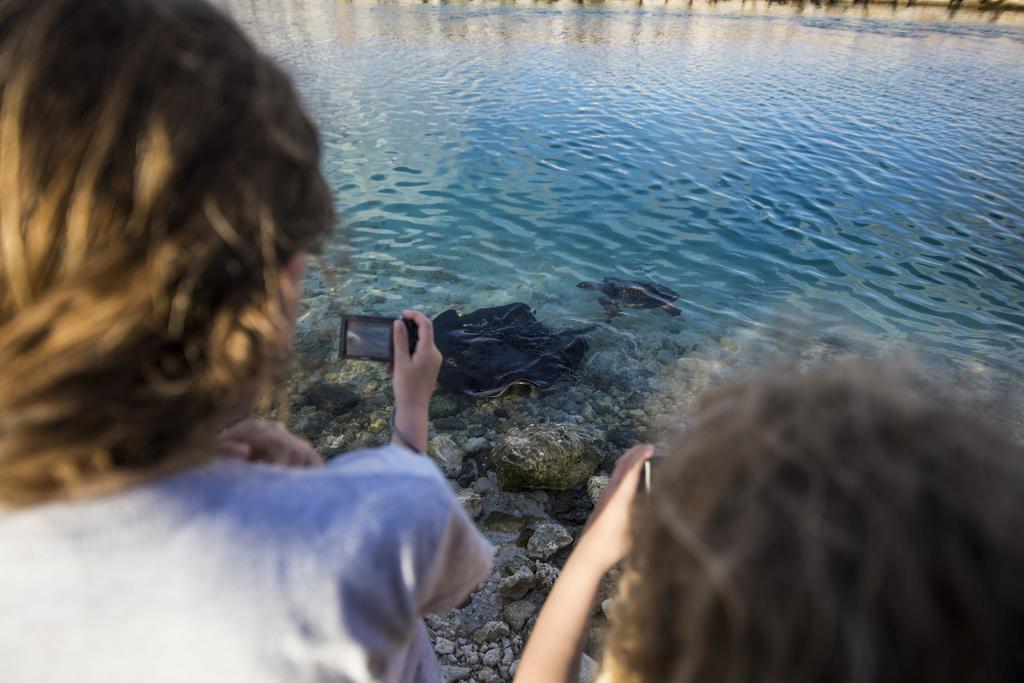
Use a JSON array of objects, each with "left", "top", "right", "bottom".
[
  {"left": 390, "top": 310, "right": 442, "bottom": 412},
  {"left": 341, "top": 310, "right": 442, "bottom": 454}
]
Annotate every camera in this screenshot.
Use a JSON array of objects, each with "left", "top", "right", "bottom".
[
  {"left": 639, "top": 454, "right": 664, "bottom": 494},
  {"left": 340, "top": 314, "right": 418, "bottom": 362}
]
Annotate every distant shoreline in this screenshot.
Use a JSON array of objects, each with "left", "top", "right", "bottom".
[
  {"left": 705, "top": 0, "right": 1023, "bottom": 13},
  {"left": 576, "top": 0, "right": 1024, "bottom": 15},
  {"left": 403, "top": 0, "right": 1024, "bottom": 27}
]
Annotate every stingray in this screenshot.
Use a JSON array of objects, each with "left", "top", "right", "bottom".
[{"left": 432, "top": 303, "right": 593, "bottom": 398}]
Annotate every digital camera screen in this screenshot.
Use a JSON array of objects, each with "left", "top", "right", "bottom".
[{"left": 345, "top": 319, "right": 392, "bottom": 359}]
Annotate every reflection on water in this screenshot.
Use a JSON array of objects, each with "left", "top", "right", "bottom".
[{"left": 220, "top": 0, "right": 1024, "bottom": 410}]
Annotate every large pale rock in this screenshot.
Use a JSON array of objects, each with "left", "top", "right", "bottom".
[{"left": 492, "top": 423, "right": 602, "bottom": 490}]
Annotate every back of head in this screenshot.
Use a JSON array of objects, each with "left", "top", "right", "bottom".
[
  {"left": 608, "top": 360, "right": 1024, "bottom": 683},
  {"left": 0, "top": 0, "right": 334, "bottom": 504}
]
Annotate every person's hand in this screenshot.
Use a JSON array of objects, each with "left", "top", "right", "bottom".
[
  {"left": 391, "top": 309, "right": 443, "bottom": 413},
  {"left": 217, "top": 419, "right": 322, "bottom": 468},
  {"left": 576, "top": 444, "right": 655, "bottom": 572}
]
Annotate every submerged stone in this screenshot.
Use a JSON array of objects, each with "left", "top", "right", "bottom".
[
  {"left": 491, "top": 423, "right": 602, "bottom": 490},
  {"left": 295, "top": 382, "right": 360, "bottom": 416},
  {"left": 429, "top": 393, "right": 460, "bottom": 418},
  {"left": 463, "top": 436, "right": 490, "bottom": 455}
]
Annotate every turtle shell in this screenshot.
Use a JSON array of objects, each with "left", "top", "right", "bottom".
[{"left": 601, "top": 278, "right": 679, "bottom": 307}]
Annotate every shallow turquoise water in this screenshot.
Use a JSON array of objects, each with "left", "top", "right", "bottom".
[{"left": 224, "top": 1, "right": 1024, "bottom": 385}]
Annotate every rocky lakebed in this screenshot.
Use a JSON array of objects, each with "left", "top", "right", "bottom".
[
  {"left": 285, "top": 349, "right": 664, "bottom": 682},
  {"left": 282, "top": 272, "right": 1024, "bottom": 683}
]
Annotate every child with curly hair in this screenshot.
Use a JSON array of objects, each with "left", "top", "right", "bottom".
[
  {"left": 518, "top": 361, "right": 1024, "bottom": 683},
  {"left": 0, "top": 2, "right": 491, "bottom": 681}
]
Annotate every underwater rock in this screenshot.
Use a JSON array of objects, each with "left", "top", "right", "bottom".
[
  {"left": 428, "top": 435, "right": 464, "bottom": 478},
  {"left": 456, "top": 459, "right": 480, "bottom": 489},
  {"left": 527, "top": 523, "right": 573, "bottom": 560},
  {"left": 605, "top": 426, "right": 641, "bottom": 451},
  {"left": 492, "top": 423, "right": 602, "bottom": 490},
  {"left": 295, "top": 382, "right": 360, "bottom": 416},
  {"left": 434, "top": 416, "right": 469, "bottom": 432},
  {"left": 462, "top": 436, "right": 490, "bottom": 456},
  {"left": 288, "top": 410, "right": 333, "bottom": 445},
  {"left": 430, "top": 394, "right": 460, "bottom": 419},
  {"left": 472, "top": 474, "right": 499, "bottom": 494}
]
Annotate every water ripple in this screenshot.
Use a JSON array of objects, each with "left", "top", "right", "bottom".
[{"left": 225, "top": 0, "right": 1024, "bottom": 379}]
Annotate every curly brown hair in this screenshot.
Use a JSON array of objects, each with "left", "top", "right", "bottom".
[
  {"left": 607, "top": 360, "right": 1024, "bottom": 683},
  {"left": 0, "top": 0, "right": 334, "bottom": 505}
]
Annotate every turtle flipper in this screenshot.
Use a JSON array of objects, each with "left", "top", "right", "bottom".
[
  {"left": 599, "top": 296, "right": 620, "bottom": 316},
  {"left": 661, "top": 303, "right": 682, "bottom": 317}
]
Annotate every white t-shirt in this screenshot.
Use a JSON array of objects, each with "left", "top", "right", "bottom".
[{"left": 0, "top": 445, "right": 493, "bottom": 683}]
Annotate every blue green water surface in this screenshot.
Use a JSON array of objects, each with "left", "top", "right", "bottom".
[{"left": 225, "top": 1, "right": 1024, "bottom": 385}]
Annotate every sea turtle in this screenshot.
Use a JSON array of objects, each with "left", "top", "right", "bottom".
[{"left": 577, "top": 277, "right": 682, "bottom": 317}]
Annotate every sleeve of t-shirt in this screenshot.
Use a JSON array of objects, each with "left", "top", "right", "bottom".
[
  {"left": 414, "top": 491, "right": 494, "bottom": 616},
  {"left": 324, "top": 444, "right": 494, "bottom": 619}
]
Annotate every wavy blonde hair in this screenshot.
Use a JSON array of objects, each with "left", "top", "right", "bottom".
[
  {"left": 0, "top": 0, "right": 334, "bottom": 505},
  {"left": 607, "top": 360, "right": 1024, "bottom": 683}
]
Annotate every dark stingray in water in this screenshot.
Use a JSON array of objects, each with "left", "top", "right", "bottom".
[{"left": 432, "top": 303, "right": 593, "bottom": 398}]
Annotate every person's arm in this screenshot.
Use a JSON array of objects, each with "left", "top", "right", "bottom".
[
  {"left": 514, "top": 444, "right": 654, "bottom": 683},
  {"left": 390, "top": 309, "right": 443, "bottom": 454}
]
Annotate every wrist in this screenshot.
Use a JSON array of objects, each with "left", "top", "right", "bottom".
[
  {"left": 390, "top": 403, "right": 429, "bottom": 454},
  {"left": 571, "top": 533, "right": 622, "bottom": 576},
  {"left": 394, "top": 398, "right": 430, "bottom": 416}
]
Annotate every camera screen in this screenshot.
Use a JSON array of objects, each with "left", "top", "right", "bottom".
[{"left": 345, "top": 319, "right": 392, "bottom": 359}]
